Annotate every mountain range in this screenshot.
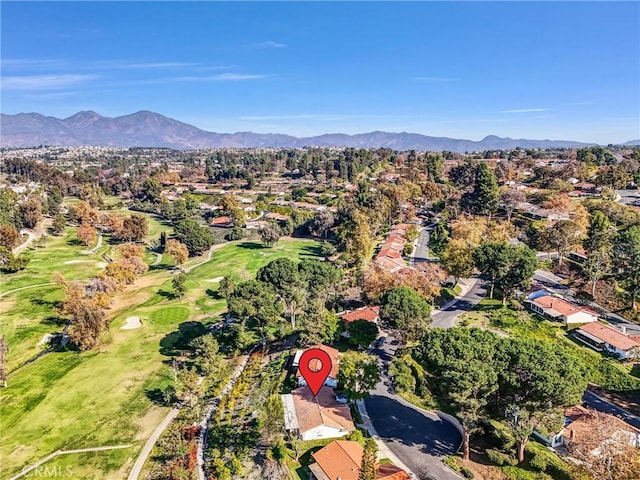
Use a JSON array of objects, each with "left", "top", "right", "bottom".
[{"left": 0, "top": 110, "right": 621, "bottom": 152}]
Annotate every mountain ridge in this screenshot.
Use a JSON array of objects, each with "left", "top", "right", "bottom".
[{"left": 0, "top": 110, "right": 621, "bottom": 152}]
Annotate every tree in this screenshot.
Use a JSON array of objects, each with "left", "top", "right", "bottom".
[
  {"left": 446, "top": 359, "right": 498, "bottom": 460},
  {"left": 424, "top": 153, "right": 444, "bottom": 182},
  {"left": 0, "top": 246, "right": 29, "bottom": 273},
  {"left": 474, "top": 242, "right": 537, "bottom": 303},
  {"left": 72, "top": 200, "right": 99, "bottom": 226},
  {"left": 46, "top": 188, "right": 63, "bottom": 216},
  {"left": 259, "top": 223, "right": 281, "bottom": 247},
  {"left": 139, "top": 177, "right": 163, "bottom": 203},
  {"left": 220, "top": 194, "right": 246, "bottom": 227},
  {"left": 189, "top": 335, "right": 223, "bottom": 375},
  {"left": 77, "top": 223, "right": 97, "bottom": 246},
  {"left": 379, "top": 287, "right": 431, "bottom": 342},
  {"left": 440, "top": 239, "right": 475, "bottom": 287},
  {"left": 174, "top": 219, "right": 214, "bottom": 256},
  {"left": 566, "top": 409, "right": 640, "bottom": 480},
  {"left": 218, "top": 276, "right": 235, "bottom": 299},
  {"left": 596, "top": 165, "right": 628, "bottom": 189},
  {"left": 175, "top": 367, "right": 201, "bottom": 407},
  {"left": 499, "top": 188, "right": 525, "bottom": 222},
  {"left": 18, "top": 196, "right": 43, "bottom": 229},
  {"left": 52, "top": 213, "right": 66, "bottom": 235},
  {"left": 583, "top": 250, "right": 612, "bottom": 297},
  {"left": 499, "top": 338, "right": 587, "bottom": 463},
  {"left": 165, "top": 239, "right": 189, "bottom": 267},
  {"left": 172, "top": 272, "right": 187, "bottom": 298},
  {"left": 319, "top": 241, "right": 337, "bottom": 259},
  {"left": 309, "top": 210, "right": 334, "bottom": 238},
  {"left": 227, "top": 280, "right": 283, "bottom": 343},
  {"left": 541, "top": 220, "right": 582, "bottom": 265},
  {"left": 614, "top": 225, "right": 640, "bottom": 310},
  {"left": 118, "top": 214, "right": 148, "bottom": 242},
  {"left": 0, "top": 224, "right": 19, "bottom": 249},
  {"left": 461, "top": 163, "right": 499, "bottom": 219},
  {"left": 338, "top": 351, "right": 380, "bottom": 401},
  {"left": 359, "top": 437, "right": 378, "bottom": 480},
  {"left": 336, "top": 209, "right": 374, "bottom": 267},
  {"left": 347, "top": 320, "right": 378, "bottom": 349},
  {"left": 298, "top": 302, "right": 341, "bottom": 346},
  {"left": 257, "top": 258, "right": 303, "bottom": 329},
  {"left": 584, "top": 210, "right": 615, "bottom": 253}
]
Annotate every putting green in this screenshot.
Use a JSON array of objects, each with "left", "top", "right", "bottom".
[{"left": 149, "top": 306, "right": 190, "bottom": 325}]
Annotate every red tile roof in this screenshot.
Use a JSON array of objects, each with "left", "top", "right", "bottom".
[
  {"left": 577, "top": 322, "right": 640, "bottom": 352},
  {"left": 291, "top": 387, "right": 354, "bottom": 434},
  {"left": 532, "top": 295, "right": 597, "bottom": 318},
  {"left": 295, "top": 344, "right": 340, "bottom": 380},
  {"left": 377, "top": 464, "right": 411, "bottom": 480},
  {"left": 340, "top": 306, "right": 380, "bottom": 323},
  {"left": 312, "top": 440, "right": 362, "bottom": 480}
]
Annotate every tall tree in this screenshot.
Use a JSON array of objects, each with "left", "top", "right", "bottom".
[
  {"left": 77, "top": 223, "right": 97, "bottom": 246},
  {"left": 18, "top": 196, "right": 43, "bottom": 229},
  {"left": 584, "top": 210, "right": 614, "bottom": 253},
  {"left": 309, "top": 210, "right": 334, "bottom": 238},
  {"left": 583, "top": 250, "right": 611, "bottom": 297},
  {"left": 379, "top": 287, "right": 431, "bottom": 342},
  {"left": 541, "top": 220, "right": 582, "bottom": 265},
  {"left": 174, "top": 219, "right": 214, "bottom": 256},
  {"left": 172, "top": 272, "right": 187, "bottom": 298},
  {"left": 227, "top": 280, "right": 283, "bottom": 343},
  {"left": 461, "top": 163, "right": 499, "bottom": 220},
  {"left": 614, "top": 225, "right": 640, "bottom": 310},
  {"left": 440, "top": 238, "right": 475, "bottom": 287},
  {"left": 338, "top": 351, "right": 380, "bottom": 401},
  {"left": 359, "top": 437, "right": 378, "bottom": 480},
  {"left": 0, "top": 224, "right": 19, "bottom": 249},
  {"left": 259, "top": 223, "right": 281, "bottom": 247},
  {"left": 164, "top": 239, "right": 189, "bottom": 267},
  {"left": 257, "top": 258, "right": 303, "bottom": 329},
  {"left": 347, "top": 320, "right": 378, "bottom": 349},
  {"left": 499, "top": 188, "right": 525, "bottom": 222}
]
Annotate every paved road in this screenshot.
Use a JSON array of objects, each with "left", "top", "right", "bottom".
[
  {"left": 430, "top": 277, "right": 487, "bottom": 328},
  {"left": 412, "top": 224, "right": 438, "bottom": 265},
  {"left": 365, "top": 339, "right": 462, "bottom": 480},
  {"left": 583, "top": 389, "right": 640, "bottom": 430}
]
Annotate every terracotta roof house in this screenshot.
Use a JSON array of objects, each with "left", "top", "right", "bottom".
[
  {"left": 281, "top": 387, "right": 354, "bottom": 441},
  {"left": 294, "top": 344, "right": 340, "bottom": 388},
  {"left": 574, "top": 322, "right": 640, "bottom": 360},
  {"left": 339, "top": 306, "right": 380, "bottom": 324},
  {"left": 526, "top": 291, "right": 599, "bottom": 324},
  {"left": 308, "top": 440, "right": 411, "bottom": 480},
  {"left": 210, "top": 216, "right": 234, "bottom": 228},
  {"left": 339, "top": 306, "right": 380, "bottom": 340},
  {"left": 535, "top": 406, "right": 640, "bottom": 449}
]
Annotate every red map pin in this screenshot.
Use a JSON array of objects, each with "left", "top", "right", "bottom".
[{"left": 299, "top": 347, "right": 333, "bottom": 396}]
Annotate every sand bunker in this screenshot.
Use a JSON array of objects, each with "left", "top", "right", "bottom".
[
  {"left": 205, "top": 277, "right": 225, "bottom": 283},
  {"left": 38, "top": 333, "right": 54, "bottom": 347},
  {"left": 96, "top": 262, "right": 108, "bottom": 268},
  {"left": 121, "top": 316, "right": 142, "bottom": 330}
]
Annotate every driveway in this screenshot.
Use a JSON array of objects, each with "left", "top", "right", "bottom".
[
  {"left": 430, "top": 277, "right": 487, "bottom": 328},
  {"left": 365, "top": 339, "right": 462, "bottom": 480}
]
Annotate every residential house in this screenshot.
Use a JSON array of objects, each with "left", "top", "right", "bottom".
[
  {"left": 281, "top": 386, "right": 354, "bottom": 441},
  {"left": 573, "top": 322, "right": 640, "bottom": 360},
  {"left": 308, "top": 440, "right": 411, "bottom": 480},
  {"left": 526, "top": 291, "right": 599, "bottom": 324},
  {"left": 535, "top": 406, "right": 640, "bottom": 449},
  {"left": 294, "top": 344, "right": 340, "bottom": 388},
  {"left": 210, "top": 216, "right": 234, "bottom": 228},
  {"left": 338, "top": 306, "right": 380, "bottom": 339}
]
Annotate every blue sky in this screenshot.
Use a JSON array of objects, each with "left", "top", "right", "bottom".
[{"left": 2, "top": 1, "right": 639, "bottom": 143}]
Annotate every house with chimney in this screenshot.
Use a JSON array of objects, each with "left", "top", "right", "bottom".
[
  {"left": 535, "top": 406, "right": 640, "bottom": 450},
  {"left": 573, "top": 322, "right": 640, "bottom": 360},
  {"left": 526, "top": 290, "right": 599, "bottom": 324}
]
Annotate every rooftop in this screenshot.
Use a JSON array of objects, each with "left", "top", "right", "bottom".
[{"left": 576, "top": 322, "right": 640, "bottom": 352}]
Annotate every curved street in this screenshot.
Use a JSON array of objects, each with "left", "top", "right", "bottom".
[{"left": 365, "top": 339, "right": 462, "bottom": 480}]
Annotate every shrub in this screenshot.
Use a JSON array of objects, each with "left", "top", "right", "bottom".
[
  {"left": 529, "top": 450, "right": 548, "bottom": 472},
  {"left": 225, "top": 227, "right": 245, "bottom": 241},
  {"left": 486, "top": 448, "right": 516, "bottom": 466},
  {"left": 443, "top": 455, "right": 461, "bottom": 472},
  {"left": 460, "top": 466, "right": 475, "bottom": 479}
]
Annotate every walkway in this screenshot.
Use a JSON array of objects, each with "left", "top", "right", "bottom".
[
  {"left": 127, "top": 409, "right": 180, "bottom": 480},
  {"left": 13, "top": 230, "right": 36, "bottom": 255},
  {"left": 0, "top": 282, "right": 55, "bottom": 298},
  {"left": 81, "top": 234, "right": 103, "bottom": 255}
]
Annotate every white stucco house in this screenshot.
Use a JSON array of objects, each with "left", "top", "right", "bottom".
[
  {"left": 573, "top": 322, "right": 640, "bottom": 360},
  {"left": 526, "top": 291, "right": 599, "bottom": 324}
]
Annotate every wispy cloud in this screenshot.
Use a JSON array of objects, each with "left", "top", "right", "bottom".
[
  {"left": 247, "top": 40, "right": 287, "bottom": 49},
  {"left": 499, "top": 108, "right": 551, "bottom": 113},
  {"left": 412, "top": 76, "right": 460, "bottom": 82},
  {"left": 1, "top": 74, "right": 100, "bottom": 90}
]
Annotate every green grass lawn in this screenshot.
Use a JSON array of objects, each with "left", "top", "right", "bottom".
[{"left": 0, "top": 236, "right": 323, "bottom": 478}]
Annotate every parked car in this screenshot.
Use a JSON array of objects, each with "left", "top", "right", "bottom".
[{"left": 374, "top": 336, "right": 386, "bottom": 347}]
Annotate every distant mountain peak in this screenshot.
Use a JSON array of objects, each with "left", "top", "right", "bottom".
[{"left": 0, "top": 110, "right": 595, "bottom": 151}]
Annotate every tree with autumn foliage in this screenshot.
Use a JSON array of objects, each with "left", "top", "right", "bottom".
[
  {"left": 164, "top": 238, "right": 189, "bottom": 267},
  {"left": 566, "top": 409, "right": 640, "bottom": 480},
  {"left": 77, "top": 223, "right": 97, "bottom": 246}
]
